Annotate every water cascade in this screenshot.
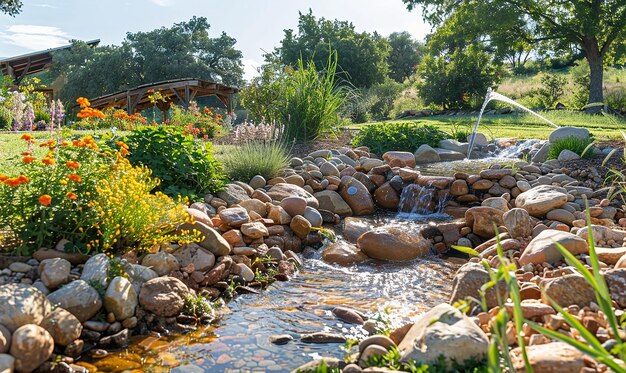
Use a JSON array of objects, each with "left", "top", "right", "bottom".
[
  {"left": 467, "top": 88, "right": 560, "bottom": 158},
  {"left": 397, "top": 183, "right": 449, "bottom": 217}
]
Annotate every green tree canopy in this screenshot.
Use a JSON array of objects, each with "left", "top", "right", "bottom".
[
  {"left": 50, "top": 17, "right": 243, "bottom": 103},
  {"left": 403, "top": 0, "right": 626, "bottom": 111},
  {"left": 0, "top": 0, "right": 21, "bottom": 16},
  {"left": 271, "top": 9, "right": 390, "bottom": 88},
  {"left": 387, "top": 31, "right": 424, "bottom": 83}
]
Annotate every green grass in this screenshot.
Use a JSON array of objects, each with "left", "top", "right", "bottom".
[{"left": 351, "top": 110, "right": 626, "bottom": 141}]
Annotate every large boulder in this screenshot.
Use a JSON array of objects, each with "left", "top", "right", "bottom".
[
  {"left": 39, "top": 308, "right": 82, "bottom": 346},
  {"left": 339, "top": 176, "right": 375, "bottom": 216},
  {"left": 0, "top": 284, "right": 52, "bottom": 332},
  {"left": 541, "top": 274, "right": 596, "bottom": 307},
  {"left": 414, "top": 144, "right": 440, "bottom": 163},
  {"left": 438, "top": 139, "right": 469, "bottom": 155},
  {"left": 519, "top": 230, "right": 588, "bottom": 266},
  {"left": 464, "top": 207, "right": 505, "bottom": 238},
  {"left": 398, "top": 303, "right": 489, "bottom": 367},
  {"left": 322, "top": 241, "right": 369, "bottom": 266},
  {"left": 47, "top": 280, "right": 103, "bottom": 323},
  {"left": 10, "top": 325, "right": 54, "bottom": 373},
  {"left": 515, "top": 185, "right": 568, "bottom": 217},
  {"left": 503, "top": 208, "right": 533, "bottom": 238},
  {"left": 267, "top": 183, "right": 319, "bottom": 209},
  {"left": 178, "top": 222, "right": 231, "bottom": 256},
  {"left": 549, "top": 126, "right": 590, "bottom": 143},
  {"left": 104, "top": 276, "right": 138, "bottom": 321},
  {"left": 314, "top": 190, "right": 352, "bottom": 216},
  {"left": 383, "top": 151, "right": 416, "bottom": 168},
  {"left": 357, "top": 227, "right": 431, "bottom": 261},
  {"left": 374, "top": 182, "right": 400, "bottom": 209},
  {"left": 38, "top": 258, "right": 71, "bottom": 289},
  {"left": 138, "top": 277, "right": 189, "bottom": 317},
  {"left": 80, "top": 253, "right": 110, "bottom": 287}
]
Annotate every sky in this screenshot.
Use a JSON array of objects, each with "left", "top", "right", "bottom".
[{"left": 0, "top": 0, "right": 432, "bottom": 80}]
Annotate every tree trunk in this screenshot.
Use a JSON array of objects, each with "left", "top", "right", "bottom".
[{"left": 584, "top": 41, "right": 604, "bottom": 114}]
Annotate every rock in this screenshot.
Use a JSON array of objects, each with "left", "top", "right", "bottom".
[
  {"left": 359, "top": 344, "right": 388, "bottom": 366},
  {"left": 301, "top": 332, "right": 346, "bottom": 343},
  {"left": 604, "top": 269, "right": 626, "bottom": 308},
  {"left": 450, "top": 262, "right": 504, "bottom": 309},
  {"left": 383, "top": 151, "right": 416, "bottom": 168},
  {"left": 138, "top": 277, "right": 189, "bottom": 317},
  {"left": 291, "top": 358, "right": 343, "bottom": 373},
  {"left": 471, "top": 179, "right": 493, "bottom": 190},
  {"left": 464, "top": 207, "right": 505, "bottom": 238},
  {"left": 40, "top": 308, "right": 82, "bottom": 346},
  {"left": 32, "top": 248, "right": 89, "bottom": 266},
  {"left": 576, "top": 225, "right": 626, "bottom": 243},
  {"left": 512, "top": 342, "right": 585, "bottom": 373},
  {"left": 359, "top": 335, "right": 396, "bottom": 353},
  {"left": 332, "top": 306, "right": 365, "bottom": 325},
  {"left": 285, "top": 174, "right": 305, "bottom": 187},
  {"left": 0, "top": 325, "right": 9, "bottom": 353},
  {"left": 186, "top": 207, "right": 213, "bottom": 226},
  {"left": 339, "top": 177, "right": 375, "bottom": 216},
  {"left": 173, "top": 244, "right": 216, "bottom": 272},
  {"left": 450, "top": 180, "right": 469, "bottom": 196},
  {"left": 360, "top": 158, "right": 384, "bottom": 172},
  {"left": 314, "top": 190, "right": 352, "bottom": 216},
  {"left": 236, "top": 263, "right": 255, "bottom": 282},
  {"left": 0, "top": 354, "right": 14, "bottom": 372},
  {"left": 269, "top": 334, "right": 293, "bottom": 345},
  {"left": 290, "top": 215, "right": 312, "bottom": 239},
  {"left": 217, "top": 183, "right": 250, "bottom": 205},
  {"left": 0, "top": 284, "right": 52, "bottom": 332},
  {"left": 516, "top": 180, "right": 532, "bottom": 192},
  {"left": 38, "top": 258, "right": 71, "bottom": 289},
  {"left": 479, "top": 169, "right": 512, "bottom": 180},
  {"left": 414, "top": 144, "right": 440, "bottom": 163},
  {"left": 249, "top": 175, "right": 266, "bottom": 189},
  {"left": 141, "top": 251, "right": 180, "bottom": 276},
  {"left": 503, "top": 208, "right": 533, "bottom": 238},
  {"left": 10, "top": 325, "right": 54, "bottom": 373},
  {"left": 549, "top": 127, "right": 590, "bottom": 143},
  {"left": 268, "top": 183, "right": 319, "bottom": 209},
  {"left": 482, "top": 197, "right": 509, "bottom": 212},
  {"left": 320, "top": 162, "right": 340, "bottom": 177},
  {"left": 47, "top": 280, "right": 102, "bottom": 323},
  {"left": 357, "top": 227, "right": 431, "bottom": 261},
  {"left": 519, "top": 230, "right": 588, "bottom": 266},
  {"left": 557, "top": 149, "right": 580, "bottom": 161},
  {"left": 436, "top": 148, "right": 466, "bottom": 161},
  {"left": 8, "top": 262, "right": 31, "bottom": 273},
  {"left": 303, "top": 206, "right": 323, "bottom": 228},
  {"left": 374, "top": 183, "right": 400, "bottom": 209},
  {"left": 506, "top": 302, "right": 555, "bottom": 319},
  {"left": 80, "top": 253, "right": 110, "bottom": 287},
  {"left": 515, "top": 185, "right": 568, "bottom": 217},
  {"left": 467, "top": 133, "right": 488, "bottom": 146},
  {"left": 438, "top": 139, "right": 469, "bottom": 155},
  {"left": 398, "top": 303, "right": 489, "bottom": 367},
  {"left": 280, "top": 197, "right": 308, "bottom": 217},
  {"left": 322, "top": 241, "right": 369, "bottom": 265},
  {"left": 239, "top": 199, "right": 267, "bottom": 217},
  {"left": 542, "top": 274, "right": 596, "bottom": 307},
  {"left": 123, "top": 264, "right": 158, "bottom": 294},
  {"left": 104, "top": 276, "right": 137, "bottom": 321},
  {"left": 178, "top": 222, "right": 231, "bottom": 256},
  {"left": 240, "top": 222, "right": 269, "bottom": 239},
  {"left": 218, "top": 207, "right": 250, "bottom": 227},
  {"left": 596, "top": 247, "right": 626, "bottom": 265},
  {"left": 342, "top": 217, "right": 375, "bottom": 243}
]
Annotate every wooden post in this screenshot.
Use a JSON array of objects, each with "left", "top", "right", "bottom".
[{"left": 184, "top": 83, "right": 190, "bottom": 109}]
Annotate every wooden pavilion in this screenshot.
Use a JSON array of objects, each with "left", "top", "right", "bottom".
[{"left": 84, "top": 78, "right": 239, "bottom": 116}]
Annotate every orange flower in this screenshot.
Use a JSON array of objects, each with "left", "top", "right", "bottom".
[
  {"left": 20, "top": 134, "right": 32, "bottom": 141},
  {"left": 76, "top": 97, "right": 91, "bottom": 108},
  {"left": 66, "top": 161, "right": 80, "bottom": 169},
  {"left": 120, "top": 147, "right": 130, "bottom": 156},
  {"left": 4, "top": 175, "right": 29, "bottom": 187},
  {"left": 21, "top": 151, "right": 32, "bottom": 156},
  {"left": 39, "top": 194, "right": 52, "bottom": 206},
  {"left": 0, "top": 175, "right": 7, "bottom": 182},
  {"left": 67, "top": 174, "right": 82, "bottom": 182},
  {"left": 116, "top": 141, "right": 129, "bottom": 150},
  {"left": 42, "top": 157, "right": 55, "bottom": 165},
  {"left": 17, "top": 175, "right": 29, "bottom": 184},
  {"left": 22, "top": 156, "right": 35, "bottom": 163},
  {"left": 66, "top": 192, "right": 78, "bottom": 200},
  {"left": 147, "top": 89, "right": 155, "bottom": 94}
]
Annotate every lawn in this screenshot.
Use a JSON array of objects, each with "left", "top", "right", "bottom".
[{"left": 351, "top": 110, "right": 626, "bottom": 141}]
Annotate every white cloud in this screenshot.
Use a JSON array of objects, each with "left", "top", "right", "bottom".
[
  {"left": 243, "top": 59, "right": 261, "bottom": 82},
  {"left": 1, "top": 25, "right": 70, "bottom": 51},
  {"left": 149, "top": 0, "right": 175, "bottom": 6},
  {"left": 32, "top": 3, "right": 57, "bottom": 8}
]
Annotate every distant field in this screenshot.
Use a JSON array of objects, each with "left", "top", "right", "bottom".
[{"left": 353, "top": 110, "right": 626, "bottom": 141}]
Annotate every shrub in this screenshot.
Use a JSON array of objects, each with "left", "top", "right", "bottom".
[
  {"left": 73, "top": 99, "right": 146, "bottom": 130},
  {"left": 168, "top": 102, "right": 224, "bottom": 139},
  {"left": 0, "top": 106, "right": 12, "bottom": 130},
  {"left": 219, "top": 141, "right": 290, "bottom": 183},
  {"left": 124, "top": 126, "right": 227, "bottom": 200},
  {"left": 417, "top": 44, "right": 500, "bottom": 110},
  {"left": 352, "top": 122, "right": 448, "bottom": 154},
  {"left": 547, "top": 136, "right": 594, "bottom": 160},
  {"left": 569, "top": 61, "right": 590, "bottom": 110},
  {"left": 532, "top": 73, "right": 566, "bottom": 108}
]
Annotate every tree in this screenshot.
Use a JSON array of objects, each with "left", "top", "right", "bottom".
[
  {"left": 271, "top": 10, "right": 390, "bottom": 88},
  {"left": 50, "top": 17, "right": 244, "bottom": 103},
  {"left": 0, "top": 0, "right": 21, "bottom": 16},
  {"left": 403, "top": 0, "right": 626, "bottom": 111},
  {"left": 387, "top": 32, "right": 424, "bottom": 83}
]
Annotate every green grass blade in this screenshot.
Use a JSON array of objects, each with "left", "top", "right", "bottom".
[{"left": 451, "top": 245, "right": 480, "bottom": 257}]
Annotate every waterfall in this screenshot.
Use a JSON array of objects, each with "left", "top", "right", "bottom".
[{"left": 397, "top": 183, "right": 449, "bottom": 216}]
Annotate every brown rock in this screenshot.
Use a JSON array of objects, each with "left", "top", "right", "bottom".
[
  {"left": 357, "top": 227, "right": 431, "bottom": 261},
  {"left": 519, "top": 230, "right": 588, "bottom": 266},
  {"left": 450, "top": 180, "right": 469, "bottom": 196},
  {"left": 322, "top": 241, "right": 368, "bottom": 265},
  {"left": 267, "top": 183, "right": 319, "bottom": 208},
  {"left": 511, "top": 342, "right": 585, "bottom": 373},
  {"left": 290, "top": 215, "right": 312, "bottom": 239},
  {"left": 339, "top": 176, "right": 375, "bottom": 216},
  {"left": 383, "top": 151, "right": 416, "bottom": 168},
  {"left": 138, "top": 277, "right": 189, "bottom": 317},
  {"left": 464, "top": 207, "right": 505, "bottom": 238},
  {"left": 10, "top": 324, "right": 54, "bottom": 373},
  {"left": 541, "top": 274, "right": 596, "bottom": 307},
  {"left": 374, "top": 183, "right": 400, "bottom": 209}
]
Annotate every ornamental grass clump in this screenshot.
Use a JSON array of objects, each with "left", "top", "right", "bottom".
[
  {"left": 220, "top": 140, "right": 290, "bottom": 183},
  {"left": 547, "top": 135, "right": 594, "bottom": 160}
]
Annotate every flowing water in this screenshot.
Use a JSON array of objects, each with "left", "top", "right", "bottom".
[
  {"left": 467, "top": 88, "right": 559, "bottom": 158},
  {"left": 92, "top": 216, "right": 457, "bottom": 372}
]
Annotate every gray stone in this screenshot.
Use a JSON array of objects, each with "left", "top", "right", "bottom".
[
  {"left": 531, "top": 142, "right": 551, "bottom": 163},
  {"left": 314, "top": 190, "right": 352, "bottom": 216},
  {"left": 104, "top": 276, "right": 137, "bottom": 321},
  {"left": 303, "top": 206, "right": 323, "bottom": 228},
  {"left": 0, "top": 284, "right": 52, "bottom": 332},
  {"left": 141, "top": 251, "right": 180, "bottom": 276},
  {"left": 10, "top": 324, "right": 54, "bottom": 373},
  {"left": 557, "top": 149, "right": 580, "bottom": 161},
  {"left": 503, "top": 208, "right": 533, "bottom": 238},
  {"left": 123, "top": 264, "right": 158, "bottom": 294},
  {"left": 40, "top": 307, "right": 82, "bottom": 346},
  {"left": 249, "top": 175, "right": 266, "bottom": 189},
  {"left": 268, "top": 183, "right": 319, "bottom": 209},
  {"left": 435, "top": 148, "right": 466, "bottom": 161},
  {"left": 217, "top": 183, "right": 250, "bottom": 205},
  {"left": 438, "top": 139, "right": 469, "bottom": 155},
  {"left": 549, "top": 127, "right": 590, "bottom": 143},
  {"left": 38, "top": 258, "right": 71, "bottom": 289},
  {"left": 47, "top": 280, "right": 103, "bottom": 323},
  {"left": 80, "top": 253, "right": 110, "bottom": 287},
  {"left": 414, "top": 144, "right": 440, "bottom": 163}
]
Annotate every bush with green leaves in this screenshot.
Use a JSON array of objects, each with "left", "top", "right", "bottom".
[
  {"left": 124, "top": 126, "right": 227, "bottom": 200},
  {"left": 417, "top": 44, "right": 500, "bottom": 110},
  {"left": 547, "top": 136, "right": 594, "bottom": 160},
  {"left": 219, "top": 141, "right": 290, "bottom": 183},
  {"left": 532, "top": 73, "right": 566, "bottom": 108},
  {"left": 352, "top": 122, "right": 448, "bottom": 154}
]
